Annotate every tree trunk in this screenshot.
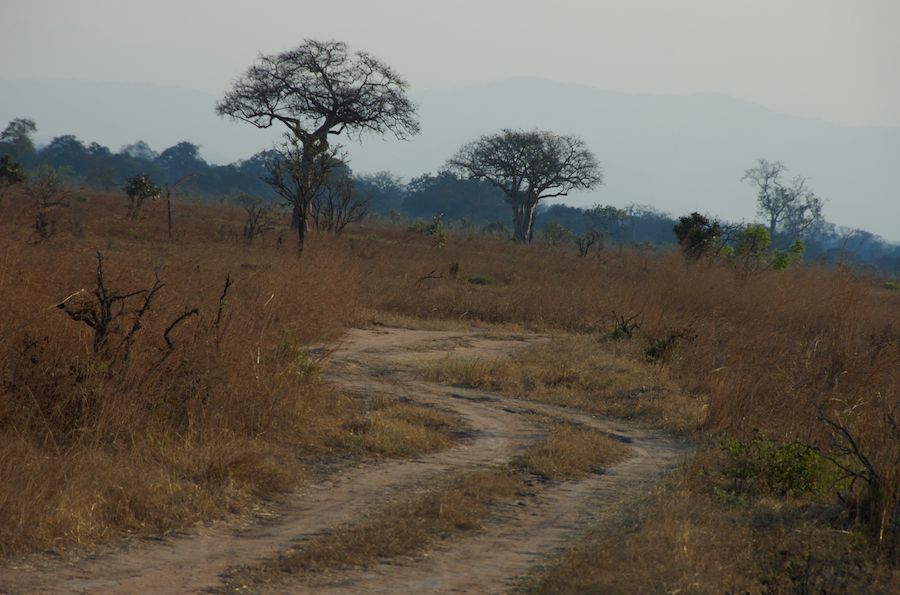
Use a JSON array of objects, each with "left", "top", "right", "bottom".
[
  {"left": 166, "top": 195, "right": 174, "bottom": 240},
  {"left": 296, "top": 208, "right": 307, "bottom": 256},
  {"left": 525, "top": 204, "right": 537, "bottom": 243},
  {"left": 512, "top": 203, "right": 539, "bottom": 243},
  {"left": 512, "top": 206, "right": 529, "bottom": 243}
]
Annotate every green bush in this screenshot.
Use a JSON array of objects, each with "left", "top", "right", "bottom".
[
  {"left": 731, "top": 225, "right": 804, "bottom": 274},
  {"left": 673, "top": 212, "right": 721, "bottom": 259},
  {"left": 409, "top": 214, "right": 447, "bottom": 248},
  {"left": 717, "top": 435, "right": 836, "bottom": 498},
  {"left": 542, "top": 222, "right": 574, "bottom": 247}
]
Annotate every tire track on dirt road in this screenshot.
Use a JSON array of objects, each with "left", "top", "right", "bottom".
[{"left": 0, "top": 327, "right": 691, "bottom": 594}]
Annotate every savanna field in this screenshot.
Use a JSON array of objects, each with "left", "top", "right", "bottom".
[{"left": 0, "top": 187, "right": 898, "bottom": 592}]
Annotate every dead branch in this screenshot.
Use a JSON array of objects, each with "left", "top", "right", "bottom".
[
  {"left": 56, "top": 252, "right": 165, "bottom": 355},
  {"left": 118, "top": 272, "right": 164, "bottom": 358},
  {"left": 416, "top": 269, "right": 444, "bottom": 283},
  {"left": 611, "top": 310, "right": 642, "bottom": 339},
  {"left": 214, "top": 273, "right": 233, "bottom": 328},
  {"left": 163, "top": 308, "right": 200, "bottom": 351}
]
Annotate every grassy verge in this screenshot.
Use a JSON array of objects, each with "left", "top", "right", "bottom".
[{"left": 224, "top": 423, "right": 629, "bottom": 589}]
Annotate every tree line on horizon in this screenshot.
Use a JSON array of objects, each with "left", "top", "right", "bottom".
[{"left": 1, "top": 114, "right": 898, "bottom": 273}]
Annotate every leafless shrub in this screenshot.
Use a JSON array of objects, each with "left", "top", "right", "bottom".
[
  {"left": 610, "top": 310, "right": 642, "bottom": 339},
  {"left": 24, "top": 166, "right": 68, "bottom": 242},
  {"left": 310, "top": 175, "right": 369, "bottom": 235},
  {"left": 574, "top": 230, "right": 602, "bottom": 257},
  {"left": 817, "top": 403, "right": 899, "bottom": 552},
  {"left": 55, "top": 251, "right": 164, "bottom": 358},
  {"left": 239, "top": 196, "right": 276, "bottom": 242}
]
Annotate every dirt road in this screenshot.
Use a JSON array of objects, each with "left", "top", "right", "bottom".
[{"left": 0, "top": 327, "right": 691, "bottom": 594}]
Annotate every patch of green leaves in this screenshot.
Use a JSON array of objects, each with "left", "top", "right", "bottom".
[{"left": 716, "top": 434, "right": 838, "bottom": 500}]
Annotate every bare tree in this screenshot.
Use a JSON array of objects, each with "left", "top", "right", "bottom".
[
  {"left": 448, "top": 130, "right": 602, "bottom": 243},
  {"left": 56, "top": 252, "right": 164, "bottom": 356},
  {"left": 162, "top": 173, "right": 197, "bottom": 240},
  {"left": 25, "top": 166, "right": 69, "bottom": 242},
  {"left": 310, "top": 172, "right": 369, "bottom": 235},
  {"left": 216, "top": 39, "right": 419, "bottom": 254},
  {"left": 742, "top": 158, "right": 824, "bottom": 238},
  {"left": 239, "top": 195, "right": 276, "bottom": 243},
  {"left": 260, "top": 137, "right": 335, "bottom": 242},
  {"left": 56, "top": 252, "right": 200, "bottom": 362},
  {"left": 577, "top": 204, "right": 625, "bottom": 255},
  {"left": 574, "top": 231, "right": 601, "bottom": 257}
]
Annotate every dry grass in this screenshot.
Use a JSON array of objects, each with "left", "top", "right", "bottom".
[
  {"left": 350, "top": 223, "right": 899, "bottom": 552},
  {"left": 515, "top": 422, "right": 631, "bottom": 480},
  {"left": 527, "top": 451, "right": 900, "bottom": 594},
  {"left": 420, "top": 334, "right": 704, "bottom": 433},
  {"left": 1, "top": 188, "right": 897, "bottom": 584},
  {"left": 345, "top": 399, "right": 462, "bottom": 457},
  {"left": 0, "top": 191, "right": 458, "bottom": 555},
  {"left": 227, "top": 468, "right": 520, "bottom": 587},
  {"left": 341, "top": 223, "right": 898, "bottom": 580},
  {"left": 359, "top": 309, "right": 528, "bottom": 333}
]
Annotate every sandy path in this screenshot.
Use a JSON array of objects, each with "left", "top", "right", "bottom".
[{"left": 0, "top": 327, "right": 691, "bottom": 594}]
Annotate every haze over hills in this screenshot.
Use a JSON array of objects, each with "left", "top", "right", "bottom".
[{"left": 1, "top": 77, "right": 898, "bottom": 240}]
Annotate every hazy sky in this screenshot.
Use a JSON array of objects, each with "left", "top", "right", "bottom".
[{"left": 2, "top": 0, "right": 899, "bottom": 128}]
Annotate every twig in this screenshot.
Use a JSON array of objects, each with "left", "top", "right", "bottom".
[
  {"left": 52, "top": 289, "right": 86, "bottom": 309},
  {"left": 118, "top": 272, "right": 165, "bottom": 358},
  {"left": 214, "top": 273, "right": 233, "bottom": 328},
  {"left": 417, "top": 269, "right": 444, "bottom": 283},
  {"left": 818, "top": 412, "right": 880, "bottom": 486}
]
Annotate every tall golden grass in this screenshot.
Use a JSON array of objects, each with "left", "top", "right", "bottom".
[{"left": 0, "top": 190, "right": 364, "bottom": 553}]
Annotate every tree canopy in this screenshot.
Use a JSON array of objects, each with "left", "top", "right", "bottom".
[
  {"left": 216, "top": 40, "right": 419, "bottom": 146},
  {"left": 448, "top": 129, "right": 601, "bottom": 242},
  {"left": 0, "top": 118, "right": 37, "bottom": 159},
  {"left": 673, "top": 212, "right": 722, "bottom": 259},
  {"left": 216, "top": 39, "right": 419, "bottom": 253}
]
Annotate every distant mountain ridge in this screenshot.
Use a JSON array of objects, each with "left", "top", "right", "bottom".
[{"left": 1, "top": 77, "right": 898, "bottom": 240}]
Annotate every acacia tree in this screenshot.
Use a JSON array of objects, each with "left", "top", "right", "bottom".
[
  {"left": 216, "top": 40, "right": 419, "bottom": 254},
  {"left": 448, "top": 130, "right": 601, "bottom": 243},
  {"left": 742, "top": 158, "right": 823, "bottom": 238},
  {"left": 123, "top": 174, "right": 161, "bottom": 220}
]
